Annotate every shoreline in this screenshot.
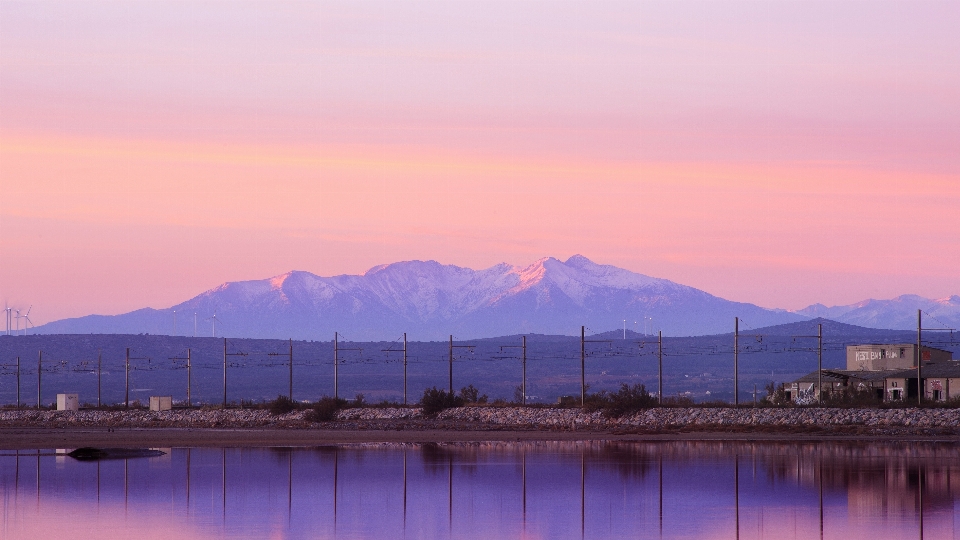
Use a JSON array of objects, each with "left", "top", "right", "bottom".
[
  {"left": 3, "top": 426, "right": 960, "bottom": 449},
  {"left": 3, "top": 405, "right": 960, "bottom": 448}
]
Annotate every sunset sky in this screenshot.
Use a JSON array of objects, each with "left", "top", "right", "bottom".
[{"left": 1, "top": 1, "right": 958, "bottom": 325}]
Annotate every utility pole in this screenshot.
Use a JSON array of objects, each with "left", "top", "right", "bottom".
[
  {"left": 334, "top": 333, "right": 361, "bottom": 401},
  {"left": 500, "top": 335, "right": 527, "bottom": 405},
  {"left": 97, "top": 349, "right": 102, "bottom": 407},
  {"left": 914, "top": 310, "right": 955, "bottom": 406},
  {"left": 381, "top": 333, "right": 409, "bottom": 404},
  {"left": 37, "top": 350, "right": 41, "bottom": 409},
  {"left": 581, "top": 326, "right": 585, "bottom": 406},
  {"left": 335, "top": 333, "right": 338, "bottom": 399},
  {"left": 658, "top": 331, "right": 663, "bottom": 405},
  {"left": 16, "top": 356, "right": 21, "bottom": 408},
  {"left": 734, "top": 317, "right": 742, "bottom": 406},
  {"left": 917, "top": 309, "right": 922, "bottom": 406},
  {"left": 818, "top": 323, "right": 822, "bottom": 405},
  {"left": 125, "top": 349, "right": 150, "bottom": 408},
  {"left": 448, "top": 336, "right": 475, "bottom": 395},
  {"left": 269, "top": 339, "right": 294, "bottom": 400},
  {"left": 793, "top": 324, "right": 826, "bottom": 405},
  {"left": 223, "top": 339, "right": 227, "bottom": 407},
  {"left": 522, "top": 335, "right": 526, "bottom": 406},
  {"left": 580, "top": 327, "right": 612, "bottom": 407},
  {"left": 170, "top": 349, "right": 192, "bottom": 406}
]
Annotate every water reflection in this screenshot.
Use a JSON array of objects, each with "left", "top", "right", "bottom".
[{"left": 1, "top": 441, "right": 958, "bottom": 539}]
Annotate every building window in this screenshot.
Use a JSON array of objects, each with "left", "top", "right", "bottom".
[{"left": 892, "top": 382, "right": 898, "bottom": 387}]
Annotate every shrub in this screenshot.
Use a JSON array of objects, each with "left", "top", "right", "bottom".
[
  {"left": 420, "top": 387, "right": 464, "bottom": 415},
  {"left": 459, "top": 385, "right": 488, "bottom": 404},
  {"left": 353, "top": 393, "right": 365, "bottom": 407},
  {"left": 820, "top": 387, "right": 882, "bottom": 408},
  {"left": 764, "top": 382, "right": 792, "bottom": 406},
  {"left": 557, "top": 395, "right": 580, "bottom": 408},
  {"left": 306, "top": 396, "right": 347, "bottom": 422},
  {"left": 585, "top": 384, "right": 658, "bottom": 418},
  {"left": 268, "top": 395, "right": 297, "bottom": 415},
  {"left": 513, "top": 385, "right": 524, "bottom": 405},
  {"left": 661, "top": 395, "right": 695, "bottom": 407}
]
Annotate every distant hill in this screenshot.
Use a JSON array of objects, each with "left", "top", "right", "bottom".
[
  {"left": 5, "top": 321, "right": 954, "bottom": 406},
  {"left": 33, "top": 256, "right": 808, "bottom": 340}
]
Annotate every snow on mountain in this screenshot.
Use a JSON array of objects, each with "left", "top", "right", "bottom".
[
  {"left": 35, "top": 255, "right": 807, "bottom": 339},
  {"left": 795, "top": 295, "right": 960, "bottom": 331}
]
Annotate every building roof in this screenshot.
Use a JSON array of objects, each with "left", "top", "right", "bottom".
[
  {"left": 890, "top": 361, "right": 960, "bottom": 379},
  {"left": 792, "top": 368, "right": 927, "bottom": 384},
  {"left": 794, "top": 370, "right": 851, "bottom": 384},
  {"left": 846, "top": 343, "right": 953, "bottom": 355}
]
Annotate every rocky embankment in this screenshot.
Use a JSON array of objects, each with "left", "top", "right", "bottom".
[{"left": 1, "top": 406, "right": 959, "bottom": 433}]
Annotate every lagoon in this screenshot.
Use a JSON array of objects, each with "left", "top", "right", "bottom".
[{"left": 1, "top": 441, "right": 958, "bottom": 539}]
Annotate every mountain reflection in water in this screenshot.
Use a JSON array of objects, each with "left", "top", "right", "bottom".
[{"left": 1, "top": 441, "right": 958, "bottom": 539}]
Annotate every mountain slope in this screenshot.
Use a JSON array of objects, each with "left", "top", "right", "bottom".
[
  {"left": 795, "top": 295, "right": 960, "bottom": 331},
  {"left": 36, "top": 255, "right": 808, "bottom": 339}
]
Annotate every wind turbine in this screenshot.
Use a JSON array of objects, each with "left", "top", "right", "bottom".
[
  {"left": 14, "top": 308, "right": 20, "bottom": 334},
  {"left": 206, "top": 313, "right": 221, "bottom": 338},
  {"left": 21, "top": 306, "right": 33, "bottom": 335},
  {"left": 173, "top": 310, "right": 177, "bottom": 336}
]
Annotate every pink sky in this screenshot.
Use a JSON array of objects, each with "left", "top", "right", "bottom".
[{"left": 1, "top": 1, "right": 959, "bottom": 325}]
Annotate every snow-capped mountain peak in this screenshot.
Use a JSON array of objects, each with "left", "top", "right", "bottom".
[{"left": 35, "top": 256, "right": 815, "bottom": 339}]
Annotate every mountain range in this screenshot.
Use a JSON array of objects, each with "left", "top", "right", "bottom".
[
  {"left": 33, "top": 255, "right": 959, "bottom": 340},
  {"left": 794, "top": 294, "right": 960, "bottom": 332}
]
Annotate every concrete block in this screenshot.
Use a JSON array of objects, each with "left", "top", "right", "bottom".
[
  {"left": 149, "top": 396, "right": 173, "bottom": 411},
  {"left": 57, "top": 393, "right": 79, "bottom": 411}
]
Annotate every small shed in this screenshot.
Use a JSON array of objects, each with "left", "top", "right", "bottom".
[
  {"left": 57, "top": 393, "right": 79, "bottom": 411},
  {"left": 149, "top": 396, "right": 173, "bottom": 411}
]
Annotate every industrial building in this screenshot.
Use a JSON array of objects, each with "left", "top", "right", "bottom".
[
  {"left": 787, "top": 344, "right": 956, "bottom": 403},
  {"left": 846, "top": 343, "right": 952, "bottom": 371}
]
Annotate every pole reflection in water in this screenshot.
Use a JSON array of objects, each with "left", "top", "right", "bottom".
[
  {"left": 185, "top": 447, "right": 190, "bottom": 508},
  {"left": 447, "top": 452, "right": 453, "bottom": 535},
  {"left": 521, "top": 446, "right": 527, "bottom": 534},
  {"left": 580, "top": 451, "right": 585, "bottom": 540},
  {"left": 919, "top": 464, "right": 924, "bottom": 540},
  {"left": 735, "top": 453, "right": 740, "bottom": 540},
  {"left": 221, "top": 447, "right": 226, "bottom": 523},
  {"left": 659, "top": 452, "right": 663, "bottom": 540},
  {"left": 287, "top": 450, "right": 292, "bottom": 524},
  {"left": 1, "top": 441, "right": 959, "bottom": 539},
  {"left": 333, "top": 446, "right": 338, "bottom": 534},
  {"left": 819, "top": 450, "right": 823, "bottom": 540}
]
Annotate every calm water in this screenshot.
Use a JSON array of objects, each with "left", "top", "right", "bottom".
[{"left": 1, "top": 441, "right": 958, "bottom": 539}]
